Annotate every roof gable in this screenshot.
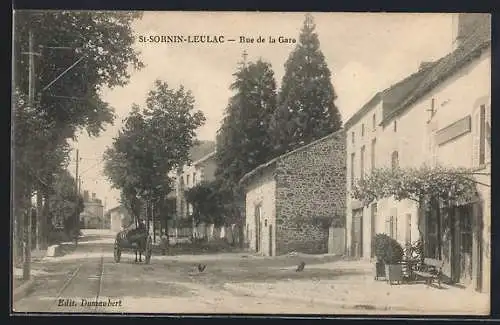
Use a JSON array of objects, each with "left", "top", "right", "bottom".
[
  {"left": 382, "top": 16, "right": 491, "bottom": 125},
  {"left": 239, "top": 129, "right": 345, "bottom": 187}
]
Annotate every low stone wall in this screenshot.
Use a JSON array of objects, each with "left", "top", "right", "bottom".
[{"left": 167, "top": 224, "right": 240, "bottom": 245}]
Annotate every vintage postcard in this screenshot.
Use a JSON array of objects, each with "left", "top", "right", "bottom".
[{"left": 11, "top": 11, "right": 491, "bottom": 315}]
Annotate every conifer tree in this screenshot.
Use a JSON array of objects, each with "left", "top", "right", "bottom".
[
  {"left": 215, "top": 55, "right": 278, "bottom": 227},
  {"left": 271, "top": 14, "right": 342, "bottom": 155}
]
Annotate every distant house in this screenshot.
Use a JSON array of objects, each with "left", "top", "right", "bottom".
[
  {"left": 106, "top": 206, "right": 132, "bottom": 233},
  {"left": 80, "top": 191, "right": 105, "bottom": 229},
  {"left": 239, "top": 130, "right": 346, "bottom": 256},
  {"left": 168, "top": 140, "right": 217, "bottom": 221}
]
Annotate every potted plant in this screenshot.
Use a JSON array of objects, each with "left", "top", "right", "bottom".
[
  {"left": 372, "top": 233, "right": 404, "bottom": 284},
  {"left": 372, "top": 233, "right": 390, "bottom": 280},
  {"left": 384, "top": 236, "right": 404, "bottom": 284}
]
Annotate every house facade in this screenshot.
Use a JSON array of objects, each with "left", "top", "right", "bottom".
[
  {"left": 173, "top": 150, "right": 217, "bottom": 220},
  {"left": 106, "top": 206, "right": 132, "bottom": 233},
  {"left": 240, "top": 130, "right": 346, "bottom": 256},
  {"left": 345, "top": 13, "right": 490, "bottom": 293},
  {"left": 80, "top": 191, "right": 105, "bottom": 229}
]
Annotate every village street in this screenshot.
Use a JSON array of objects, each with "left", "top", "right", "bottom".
[{"left": 13, "top": 230, "right": 488, "bottom": 315}]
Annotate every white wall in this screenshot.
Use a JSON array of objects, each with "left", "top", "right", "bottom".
[
  {"left": 345, "top": 48, "right": 490, "bottom": 263},
  {"left": 244, "top": 170, "right": 276, "bottom": 256}
]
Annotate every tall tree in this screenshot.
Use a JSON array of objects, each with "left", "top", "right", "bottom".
[
  {"left": 13, "top": 11, "right": 144, "bottom": 252},
  {"left": 270, "top": 14, "right": 342, "bottom": 155},
  {"left": 215, "top": 57, "right": 278, "bottom": 232},
  {"left": 47, "top": 170, "right": 84, "bottom": 237},
  {"left": 104, "top": 81, "right": 205, "bottom": 227}
]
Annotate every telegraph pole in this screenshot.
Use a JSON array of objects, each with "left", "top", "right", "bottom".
[
  {"left": 74, "top": 149, "right": 79, "bottom": 245},
  {"left": 23, "top": 28, "right": 37, "bottom": 281}
]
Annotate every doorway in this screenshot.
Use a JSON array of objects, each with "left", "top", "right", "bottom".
[
  {"left": 451, "top": 204, "right": 473, "bottom": 286},
  {"left": 254, "top": 204, "right": 261, "bottom": 253},
  {"left": 268, "top": 224, "right": 273, "bottom": 256},
  {"left": 351, "top": 208, "right": 363, "bottom": 258},
  {"left": 370, "top": 203, "right": 377, "bottom": 258}
]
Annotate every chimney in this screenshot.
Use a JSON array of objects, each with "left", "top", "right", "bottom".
[
  {"left": 84, "top": 190, "right": 89, "bottom": 202},
  {"left": 92, "top": 193, "right": 96, "bottom": 201},
  {"left": 452, "top": 13, "right": 491, "bottom": 50}
]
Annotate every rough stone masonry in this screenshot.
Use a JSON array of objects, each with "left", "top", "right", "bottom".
[{"left": 275, "top": 130, "right": 346, "bottom": 254}]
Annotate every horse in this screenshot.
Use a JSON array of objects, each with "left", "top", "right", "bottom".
[
  {"left": 131, "top": 221, "right": 147, "bottom": 263},
  {"left": 116, "top": 220, "right": 149, "bottom": 263}
]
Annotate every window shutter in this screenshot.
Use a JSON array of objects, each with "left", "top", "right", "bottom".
[{"left": 471, "top": 109, "right": 480, "bottom": 167}]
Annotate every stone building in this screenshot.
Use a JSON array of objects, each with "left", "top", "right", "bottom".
[
  {"left": 239, "top": 130, "right": 346, "bottom": 256},
  {"left": 80, "top": 191, "right": 105, "bottom": 229},
  {"left": 345, "top": 13, "right": 490, "bottom": 293}
]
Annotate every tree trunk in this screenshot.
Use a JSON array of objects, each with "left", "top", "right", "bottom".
[
  {"left": 40, "top": 189, "right": 50, "bottom": 250},
  {"left": 35, "top": 190, "right": 43, "bottom": 250},
  {"left": 23, "top": 205, "right": 32, "bottom": 280}
]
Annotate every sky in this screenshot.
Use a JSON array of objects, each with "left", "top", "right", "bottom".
[{"left": 68, "top": 11, "right": 455, "bottom": 210}]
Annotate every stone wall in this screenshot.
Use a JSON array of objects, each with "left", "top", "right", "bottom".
[{"left": 275, "top": 131, "right": 346, "bottom": 255}]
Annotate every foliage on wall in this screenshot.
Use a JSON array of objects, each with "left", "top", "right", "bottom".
[{"left": 352, "top": 165, "right": 478, "bottom": 207}]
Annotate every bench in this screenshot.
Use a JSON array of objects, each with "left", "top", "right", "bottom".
[{"left": 413, "top": 258, "right": 444, "bottom": 288}]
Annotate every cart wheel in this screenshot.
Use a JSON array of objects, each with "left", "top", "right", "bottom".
[
  {"left": 114, "top": 243, "right": 121, "bottom": 263},
  {"left": 144, "top": 236, "right": 152, "bottom": 264}
]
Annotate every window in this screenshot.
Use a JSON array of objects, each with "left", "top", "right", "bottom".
[
  {"left": 372, "top": 113, "right": 376, "bottom": 130},
  {"left": 479, "top": 105, "right": 486, "bottom": 165},
  {"left": 371, "top": 138, "right": 376, "bottom": 172},
  {"left": 361, "top": 124, "right": 365, "bottom": 137},
  {"left": 393, "top": 120, "right": 397, "bottom": 132},
  {"left": 460, "top": 206, "right": 472, "bottom": 254},
  {"left": 193, "top": 172, "right": 197, "bottom": 185},
  {"left": 360, "top": 146, "right": 365, "bottom": 180},
  {"left": 385, "top": 215, "right": 396, "bottom": 239},
  {"left": 391, "top": 151, "right": 399, "bottom": 170},
  {"left": 351, "top": 131, "right": 355, "bottom": 145},
  {"left": 350, "top": 153, "right": 355, "bottom": 187},
  {"left": 405, "top": 213, "right": 412, "bottom": 245}
]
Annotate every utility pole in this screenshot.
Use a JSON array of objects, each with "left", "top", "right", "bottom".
[
  {"left": 103, "top": 197, "right": 107, "bottom": 229},
  {"left": 23, "top": 28, "right": 37, "bottom": 281},
  {"left": 74, "top": 149, "right": 79, "bottom": 246}
]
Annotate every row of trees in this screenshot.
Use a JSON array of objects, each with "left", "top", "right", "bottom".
[
  {"left": 13, "top": 11, "right": 143, "bottom": 267},
  {"left": 102, "top": 14, "right": 343, "bottom": 245},
  {"left": 210, "top": 14, "right": 343, "bottom": 237}
]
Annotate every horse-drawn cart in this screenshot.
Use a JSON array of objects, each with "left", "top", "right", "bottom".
[{"left": 114, "top": 222, "right": 152, "bottom": 264}]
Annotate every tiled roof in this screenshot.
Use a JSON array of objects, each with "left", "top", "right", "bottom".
[
  {"left": 346, "top": 14, "right": 491, "bottom": 129},
  {"left": 382, "top": 16, "right": 491, "bottom": 125},
  {"left": 343, "top": 65, "right": 434, "bottom": 130},
  {"left": 189, "top": 140, "right": 216, "bottom": 162}
]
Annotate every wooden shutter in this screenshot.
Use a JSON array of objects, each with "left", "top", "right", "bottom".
[{"left": 472, "top": 108, "right": 480, "bottom": 167}]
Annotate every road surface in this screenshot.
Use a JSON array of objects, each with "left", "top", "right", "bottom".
[{"left": 13, "top": 230, "right": 391, "bottom": 314}]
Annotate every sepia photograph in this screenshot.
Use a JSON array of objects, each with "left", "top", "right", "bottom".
[{"left": 11, "top": 11, "right": 491, "bottom": 315}]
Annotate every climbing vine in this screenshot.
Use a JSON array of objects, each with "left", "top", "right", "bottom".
[{"left": 352, "top": 164, "right": 478, "bottom": 207}]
